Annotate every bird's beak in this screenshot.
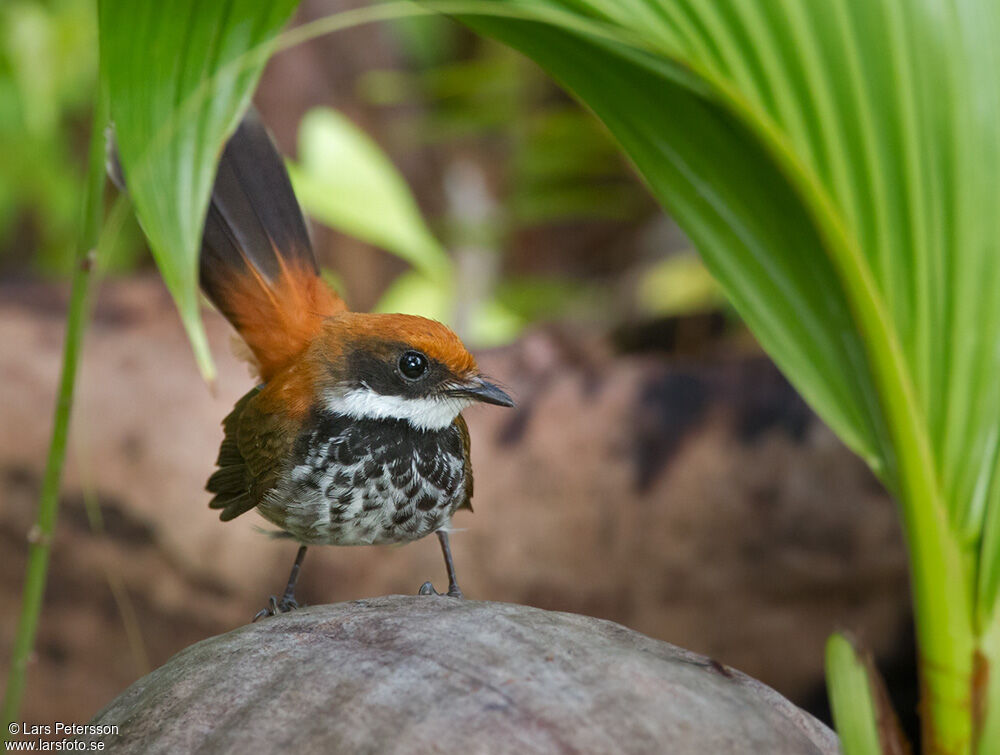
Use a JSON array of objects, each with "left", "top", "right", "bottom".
[{"left": 454, "top": 377, "right": 515, "bottom": 407}]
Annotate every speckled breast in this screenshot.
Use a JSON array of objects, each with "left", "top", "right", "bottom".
[{"left": 258, "top": 412, "right": 467, "bottom": 545}]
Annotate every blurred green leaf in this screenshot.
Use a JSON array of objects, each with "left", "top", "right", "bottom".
[
  {"left": 825, "top": 633, "right": 883, "bottom": 755},
  {"left": 359, "top": 57, "right": 520, "bottom": 109},
  {"left": 360, "top": 48, "right": 532, "bottom": 144},
  {"left": 510, "top": 106, "right": 649, "bottom": 225},
  {"left": 386, "top": 14, "right": 460, "bottom": 69},
  {"left": 357, "top": 69, "right": 418, "bottom": 107},
  {"left": 289, "top": 107, "right": 451, "bottom": 281},
  {"left": 510, "top": 182, "right": 643, "bottom": 224},
  {"left": 4, "top": 2, "right": 59, "bottom": 136},
  {"left": 374, "top": 269, "right": 453, "bottom": 322},
  {"left": 466, "top": 296, "right": 524, "bottom": 347},
  {"left": 494, "top": 275, "right": 600, "bottom": 321},
  {"left": 637, "top": 253, "right": 725, "bottom": 318},
  {"left": 513, "top": 108, "right": 622, "bottom": 181},
  {"left": 406, "top": 52, "right": 526, "bottom": 102},
  {"left": 0, "top": 0, "right": 99, "bottom": 275},
  {"left": 99, "top": 0, "right": 299, "bottom": 380}
]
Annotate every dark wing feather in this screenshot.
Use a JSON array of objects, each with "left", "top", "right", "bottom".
[
  {"left": 207, "top": 387, "right": 261, "bottom": 521},
  {"left": 237, "top": 397, "right": 301, "bottom": 508},
  {"left": 206, "top": 385, "right": 300, "bottom": 522}
]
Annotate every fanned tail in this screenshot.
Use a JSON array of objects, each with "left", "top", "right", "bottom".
[
  {"left": 108, "top": 110, "right": 345, "bottom": 381},
  {"left": 199, "top": 111, "right": 345, "bottom": 379}
]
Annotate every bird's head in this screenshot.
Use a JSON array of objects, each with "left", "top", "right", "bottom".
[{"left": 307, "top": 312, "right": 513, "bottom": 431}]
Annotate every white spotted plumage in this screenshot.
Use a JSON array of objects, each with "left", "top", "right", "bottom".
[{"left": 256, "top": 411, "right": 468, "bottom": 546}]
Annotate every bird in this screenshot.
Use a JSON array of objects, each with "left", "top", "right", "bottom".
[{"left": 111, "top": 111, "right": 513, "bottom": 619}]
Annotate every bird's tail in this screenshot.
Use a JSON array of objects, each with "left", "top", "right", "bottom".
[
  {"left": 199, "top": 111, "right": 345, "bottom": 379},
  {"left": 109, "top": 111, "right": 345, "bottom": 380}
]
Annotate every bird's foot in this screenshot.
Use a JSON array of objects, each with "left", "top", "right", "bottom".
[
  {"left": 252, "top": 594, "right": 300, "bottom": 622},
  {"left": 418, "top": 581, "right": 464, "bottom": 599}
]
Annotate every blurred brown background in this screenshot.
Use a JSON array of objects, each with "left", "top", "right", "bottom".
[{"left": 0, "top": 0, "right": 913, "bottom": 735}]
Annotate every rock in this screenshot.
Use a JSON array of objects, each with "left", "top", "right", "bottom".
[{"left": 87, "top": 597, "right": 838, "bottom": 754}]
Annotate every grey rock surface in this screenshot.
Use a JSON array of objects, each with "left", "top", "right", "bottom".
[{"left": 88, "top": 597, "right": 839, "bottom": 754}]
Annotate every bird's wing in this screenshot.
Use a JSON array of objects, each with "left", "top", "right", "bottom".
[
  {"left": 206, "top": 386, "right": 261, "bottom": 520},
  {"left": 455, "top": 414, "right": 474, "bottom": 512},
  {"left": 206, "top": 385, "right": 301, "bottom": 522},
  {"left": 237, "top": 392, "right": 302, "bottom": 508}
]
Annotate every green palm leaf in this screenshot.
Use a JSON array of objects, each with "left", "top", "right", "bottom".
[
  {"left": 461, "top": 1, "right": 1000, "bottom": 751},
  {"left": 98, "top": 0, "right": 300, "bottom": 379}
]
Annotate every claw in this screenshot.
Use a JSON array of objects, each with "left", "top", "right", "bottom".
[
  {"left": 252, "top": 546, "right": 309, "bottom": 623},
  {"left": 251, "top": 594, "right": 300, "bottom": 622},
  {"left": 417, "top": 581, "right": 463, "bottom": 599}
]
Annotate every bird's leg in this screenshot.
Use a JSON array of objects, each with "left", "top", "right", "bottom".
[
  {"left": 418, "top": 530, "right": 464, "bottom": 599},
  {"left": 279, "top": 544, "right": 308, "bottom": 609},
  {"left": 438, "top": 531, "right": 464, "bottom": 598},
  {"left": 253, "top": 545, "right": 308, "bottom": 621}
]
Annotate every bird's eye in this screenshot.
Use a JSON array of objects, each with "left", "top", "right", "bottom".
[{"left": 398, "top": 351, "right": 428, "bottom": 380}]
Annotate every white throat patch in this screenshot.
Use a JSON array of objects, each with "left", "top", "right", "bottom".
[{"left": 326, "top": 387, "right": 471, "bottom": 431}]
